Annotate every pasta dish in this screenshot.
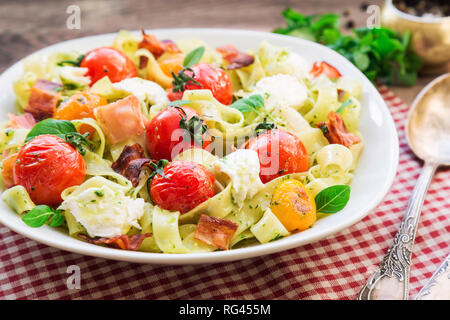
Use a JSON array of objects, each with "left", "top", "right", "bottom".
[{"left": 0, "top": 30, "right": 363, "bottom": 253}]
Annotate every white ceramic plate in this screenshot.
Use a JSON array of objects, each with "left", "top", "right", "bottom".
[{"left": 0, "top": 28, "right": 399, "bottom": 265}]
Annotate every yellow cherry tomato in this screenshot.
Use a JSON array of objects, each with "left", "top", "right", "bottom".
[{"left": 270, "top": 179, "right": 316, "bottom": 232}]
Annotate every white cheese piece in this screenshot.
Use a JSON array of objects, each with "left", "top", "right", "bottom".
[
  {"left": 213, "top": 149, "right": 264, "bottom": 209},
  {"left": 112, "top": 77, "right": 169, "bottom": 109},
  {"left": 59, "top": 184, "right": 145, "bottom": 238},
  {"left": 252, "top": 74, "right": 308, "bottom": 112}
]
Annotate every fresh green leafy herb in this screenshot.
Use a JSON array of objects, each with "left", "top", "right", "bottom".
[
  {"left": 336, "top": 98, "right": 353, "bottom": 114},
  {"left": 64, "top": 132, "right": 95, "bottom": 156},
  {"left": 25, "top": 119, "right": 77, "bottom": 142},
  {"left": 56, "top": 54, "right": 85, "bottom": 67},
  {"left": 167, "top": 100, "right": 192, "bottom": 107},
  {"left": 25, "top": 119, "right": 95, "bottom": 155},
  {"left": 314, "top": 185, "right": 350, "bottom": 213},
  {"left": 229, "top": 94, "right": 265, "bottom": 113},
  {"left": 22, "top": 205, "right": 65, "bottom": 228},
  {"left": 273, "top": 7, "right": 422, "bottom": 86},
  {"left": 183, "top": 46, "right": 205, "bottom": 68}
]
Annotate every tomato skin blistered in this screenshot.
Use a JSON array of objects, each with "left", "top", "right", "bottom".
[
  {"left": 13, "top": 135, "right": 86, "bottom": 206},
  {"left": 150, "top": 160, "right": 215, "bottom": 214}
]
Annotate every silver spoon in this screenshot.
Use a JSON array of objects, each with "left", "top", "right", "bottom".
[{"left": 358, "top": 73, "right": 450, "bottom": 300}]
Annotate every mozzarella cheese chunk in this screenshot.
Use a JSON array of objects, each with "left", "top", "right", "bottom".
[
  {"left": 252, "top": 74, "right": 308, "bottom": 112},
  {"left": 213, "top": 149, "right": 263, "bottom": 208},
  {"left": 113, "top": 77, "right": 168, "bottom": 109},
  {"left": 59, "top": 185, "right": 145, "bottom": 238}
]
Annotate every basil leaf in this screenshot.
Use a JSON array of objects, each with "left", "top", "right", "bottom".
[
  {"left": 183, "top": 46, "right": 205, "bottom": 68},
  {"left": 48, "top": 210, "right": 65, "bottom": 227},
  {"left": 22, "top": 205, "right": 65, "bottom": 228},
  {"left": 167, "top": 100, "right": 192, "bottom": 107},
  {"left": 314, "top": 185, "right": 350, "bottom": 213},
  {"left": 229, "top": 94, "right": 265, "bottom": 113},
  {"left": 25, "top": 119, "right": 77, "bottom": 142}
]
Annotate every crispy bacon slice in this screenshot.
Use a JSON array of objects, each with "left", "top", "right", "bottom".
[
  {"left": 78, "top": 233, "right": 153, "bottom": 251},
  {"left": 138, "top": 30, "right": 181, "bottom": 68},
  {"left": 194, "top": 214, "right": 238, "bottom": 250},
  {"left": 6, "top": 113, "right": 36, "bottom": 129},
  {"left": 25, "top": 79, "right": 62, "bottom": 121},
  {"left": 317, "top": 111, "right": 361, "bottom": 147},
  {"left": 111, "top": 144, "right": 154, "bottom": 187},
  {"left": 217, "top": 44, "right": 254, "bottom": 70}
]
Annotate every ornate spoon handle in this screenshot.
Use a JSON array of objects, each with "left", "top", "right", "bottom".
[{"left": 358, "top": 162, "right": 438, "bottom": 300}]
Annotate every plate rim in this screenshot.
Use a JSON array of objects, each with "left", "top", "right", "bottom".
[{"left": 0, "top": 27, "right": 399, "bottom": 265}]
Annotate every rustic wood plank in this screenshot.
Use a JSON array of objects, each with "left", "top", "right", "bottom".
[{"left": 0, "top": 0, "right": 427, "bottom": 104}]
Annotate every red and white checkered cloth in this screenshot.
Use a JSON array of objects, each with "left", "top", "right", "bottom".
[{"left": 0, "top": 86, "right": 448, "bottom": 300}]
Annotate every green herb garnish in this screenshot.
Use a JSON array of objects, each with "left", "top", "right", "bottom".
[
  {"left": 25, "top": 119, "right": 96, "bottom": 156},
  {"left": 183, "top": 46, "right": 205, "bottom": 68},
  {"left": 314, "top": 185, "right": 350, "bottom": 214},
  {"left": 336, "top": 98, "right": 353, "bottom": 114},
  {"left": 22, "top": 205, "right": 65, "bottom": 228},
  {"left": 273, "top": 7, "right": 422, "bottom": 86},
  {"left": 229, "top": 94, "right": 265, "bottom": 113}
]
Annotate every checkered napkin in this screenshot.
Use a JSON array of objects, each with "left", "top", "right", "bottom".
[{"left": 0, "top": 86, "right": 448, "bottom": 300}]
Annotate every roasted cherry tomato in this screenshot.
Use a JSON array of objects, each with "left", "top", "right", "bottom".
[
  {"left": 54, "top": 91, "right": 107, "bottom": 138},
  {"left": 14, "top": 135, "right": 86, "bottom": 206},
  {"left": 309, "top": 61, "right": 341, "bottom": 79},
  {"left": 270, "top": 179, "right": 316, "bottom": 232},
  {"left": 168, "top": 63, "right": 233, "bottom": 105},
  {"left": 244, "top": 129, "right": 309, "bottom": 184},
  {"left": 150, "top": 160, "right": 215, "bottom": 214},
  {"left": 146, "top": 106, "right": 211, "bottom": 161},
  {"left": 80, "top": 47, "right": 138, "bottom": 85}
]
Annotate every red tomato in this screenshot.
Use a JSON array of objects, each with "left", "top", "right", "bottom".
[
  {"left": 150, "top": 160, "right": 215, "bottom": 213},
  {"left": 244, "top": 129, "right": 309, "bottom": 184},
  {"left": 80, "top": 47, "right": 137, "bottom": 85},
  {"left": 146, "top": 106, "right": 211, "bottom": 161},
  {"left": 14, "top": 135, "right": 86, "bottom": 206},
  {"left": 168, "top": 63, "right": 233, "bottom": 105},
  {"left": 309, "top": 61, "right": 342, "bottom": 79}
]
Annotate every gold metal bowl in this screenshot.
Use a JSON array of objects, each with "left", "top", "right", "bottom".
[{"left": 381, "top": 0, "right": 450, "bottom": 74}]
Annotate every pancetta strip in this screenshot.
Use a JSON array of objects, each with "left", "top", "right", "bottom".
[
  {"left": 25, "top": 79, "right": 62, "bottom": 121},
  {"left": 217, "top": 45, "right": 254, "bottom": 70},
  {"left": 194, "top": 214, "right": 238, "bottom": 250},
  {"left": 317, "top": 111, "right": 361, "bottom": 147},
  {"left": 78, "top": 233, "right": 153, "bottom": 251}
]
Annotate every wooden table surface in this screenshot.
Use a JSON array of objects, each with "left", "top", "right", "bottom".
[{"left": 0, "top": 0, "right": 435, "bottom": 105}]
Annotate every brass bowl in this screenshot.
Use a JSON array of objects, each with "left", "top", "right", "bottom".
[{"left": 381, "top": 0, "right": 450, "bottom": 74}]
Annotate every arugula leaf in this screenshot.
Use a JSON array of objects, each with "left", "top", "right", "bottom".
[
  {"left": 25, "top": 119, "right": 76, "bottom": 142},
  {"left": 22, "top": 205, "right": 65, "bottom": 228},
  {"left": 314, "top": 185, "right": 350, "bottom": 214},
  {"left": 229, "top": 94, "right": 265, "bottom": 113},
  {"left": 273, "top": 8, "right": 422, "bottom": 86},
  {"left": 183, "top": 46, "right": 205, "bottom": 68}
]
